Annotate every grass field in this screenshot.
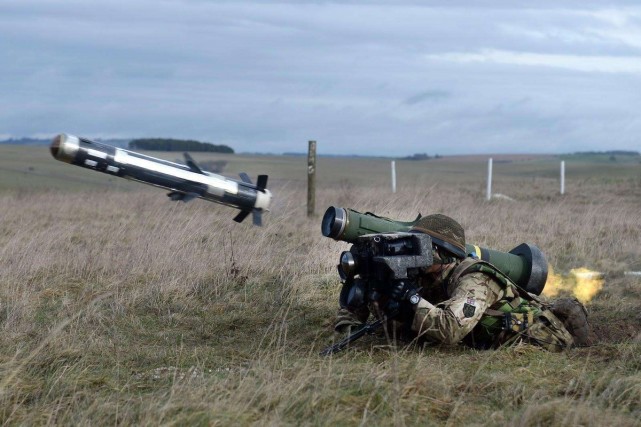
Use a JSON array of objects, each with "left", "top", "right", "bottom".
[{"left": 0, "top": 145, "right": 640, "bottom": 425}]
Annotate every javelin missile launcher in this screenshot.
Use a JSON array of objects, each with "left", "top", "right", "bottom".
[
  {"left": 50, "top": 133, "right": 272, "bottom": 225},
  {"left": 321, "top": 206, "right": 548, "bottom": 295}
]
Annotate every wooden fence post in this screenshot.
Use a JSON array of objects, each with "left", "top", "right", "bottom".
[{"left": 307, "top": 140, "right": 316, "bottom": 217}]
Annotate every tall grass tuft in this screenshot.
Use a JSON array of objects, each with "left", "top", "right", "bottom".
[{"left": 0, "top": 175, "right": 640, "bottom": 425}]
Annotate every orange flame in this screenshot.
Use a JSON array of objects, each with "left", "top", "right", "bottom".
[{"left": 543, "top": 266, "right": 604, "bottom": 304}]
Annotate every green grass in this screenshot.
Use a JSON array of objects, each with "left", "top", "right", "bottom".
[{"left": 0, "top": 146, "right": 640, "bottom": 425}]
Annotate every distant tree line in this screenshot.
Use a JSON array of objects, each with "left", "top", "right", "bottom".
[
  {"left": 400, "top": 153, "right": 443, "bottom": 161},
  {"left": 129, "top": 138, "right": 234, "bottom": 153},
  {"left": 0, "top": 137, "right": 51, "bottom": 145},
  {"left": 573, "top": 150, "right": 639, "bottom": 156}
]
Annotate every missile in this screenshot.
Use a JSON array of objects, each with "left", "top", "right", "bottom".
[{"left": 50, "top": 133, "right": 272, "bottom": 225}]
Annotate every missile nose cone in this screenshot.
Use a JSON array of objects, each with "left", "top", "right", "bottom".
[
  {"left": 50, "top": 133, "right": 80, "bottom": 163},
  {"left": 50, "top": 134, "right": 62, "bottom": 158}
]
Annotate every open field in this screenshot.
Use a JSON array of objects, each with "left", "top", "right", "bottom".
[{"left": 0, "top": 145, "right": 640, "bottom": 425}]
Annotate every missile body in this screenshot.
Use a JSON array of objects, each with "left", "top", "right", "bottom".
[{"left": 50, "top": 134, "right": 271, "bottom": 225}]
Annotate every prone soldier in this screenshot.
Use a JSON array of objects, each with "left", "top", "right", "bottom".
[{"left": 333, "top": 214, "right": 591, "bottom": 352}]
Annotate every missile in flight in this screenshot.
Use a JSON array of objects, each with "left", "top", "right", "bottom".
[{"left": 50, "top": 133, "right": 272, "bottom": 225}]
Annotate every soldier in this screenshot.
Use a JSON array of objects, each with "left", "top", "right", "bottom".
[{"left": 335, "top": 214, "right": 591, "bottom": 351}]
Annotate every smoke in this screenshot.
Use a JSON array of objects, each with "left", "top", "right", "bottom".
[{"left": 543, "top": 266, "right": 604, "bottom": 304}]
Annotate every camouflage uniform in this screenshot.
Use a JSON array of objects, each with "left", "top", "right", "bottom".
[
  {"left": 412, "top": 263, "right": 502, "bottom": 346},
  {"left": 411, "top": 259, "right": 576, "bottom": 351}
]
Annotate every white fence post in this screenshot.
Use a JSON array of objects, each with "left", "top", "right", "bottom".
[
  {"left": 486, "top": 158, "right": 493, "bottom": 201},
  {"left": 391, "top": 160, "right": 397, "bottom": 193},
  {"left": 560, "top": 160, "right": 565, "bottom": 195}
]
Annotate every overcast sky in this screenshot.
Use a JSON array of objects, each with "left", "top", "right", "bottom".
[{"left": 1, "top": 1, "right": 641, "bottom": 155}]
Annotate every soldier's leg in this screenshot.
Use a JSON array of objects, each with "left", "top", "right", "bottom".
[{"left": 524, "top": 308, "right": 575, "bottom": 351}]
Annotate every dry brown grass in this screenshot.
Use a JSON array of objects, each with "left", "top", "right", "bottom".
[{"left": 0, "top": 167, "right": 640, "bottom": 425}]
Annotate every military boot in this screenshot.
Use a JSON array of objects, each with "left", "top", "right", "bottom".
[{"left": 550, "top": 297, "right": 593, "bottom": 347}]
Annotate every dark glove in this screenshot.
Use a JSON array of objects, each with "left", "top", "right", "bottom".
[
  {"left": 382, "top": 281, "right": 420, "bottom": 320},
  {"left": 388, "top": 281, "right": 420, "bottom": 305}
]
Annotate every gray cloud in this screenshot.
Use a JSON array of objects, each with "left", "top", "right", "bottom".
[
  {"left": 404, "top": 90, "right": 451, "bottom": 105},
  {"left": 0, "top": 0, "right": 640, "bottom": 155}
]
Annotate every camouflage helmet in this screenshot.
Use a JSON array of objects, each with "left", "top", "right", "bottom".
[{"left": 410, "top": 214, "right": 466, "bottom": 259}]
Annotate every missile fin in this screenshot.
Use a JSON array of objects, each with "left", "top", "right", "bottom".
[
  {"left": 183, "top": 152, "right": 205, "bottom": 175},
  {"left": 252, "top": 210, "right": 262, "bottom": 226},
  {"left": 167, "top": 191, "right": 199, "bottom": 202},
  {"left": 238, "top": 172, "right": 252, "bottom": 184},
  {"left": 233, "top": 210, "right": 251, "bottom": 223},
  {"left": 256, "top": 175, "right": 268, "bottom": 192}
]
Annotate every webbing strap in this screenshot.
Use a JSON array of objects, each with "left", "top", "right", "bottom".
[
  {"left": 508, "top": 297, "right": 522, "bottom": 310},
  {"left": 484, "top": 308, "right": 506, "bottom": 317},
  {"left": 450, "top": 258, "right": 520, "bottom": 299}
]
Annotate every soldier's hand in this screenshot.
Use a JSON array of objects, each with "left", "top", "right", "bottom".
[{"left": 388, "top": 281, "right": 420, "bottom": 305}]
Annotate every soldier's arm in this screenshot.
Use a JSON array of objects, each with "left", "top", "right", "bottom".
[{"left": 411, "top": 272, "right": 504, "bottom": 345}]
